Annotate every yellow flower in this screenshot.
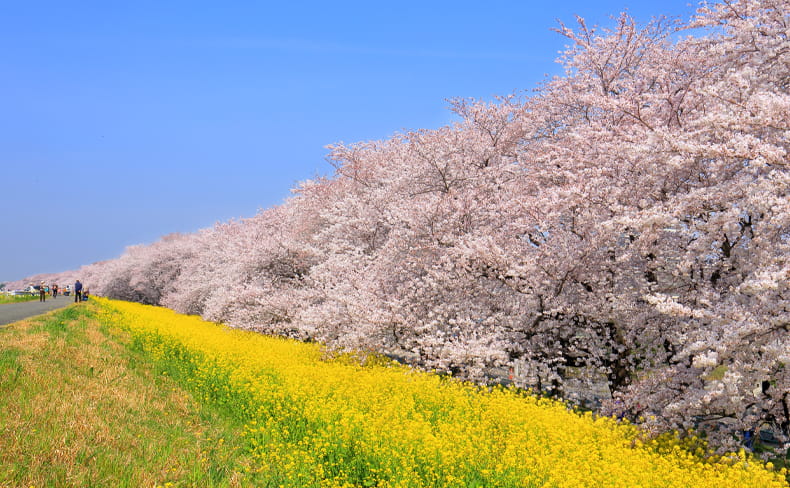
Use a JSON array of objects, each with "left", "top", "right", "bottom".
[{"left": 93, "top": 298, "right": 788, "bottom": 488}]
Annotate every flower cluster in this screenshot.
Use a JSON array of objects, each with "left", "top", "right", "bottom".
[
  {"left": 96, "top": 298, "right": 787, "bottom": 487},
  {"left": 14, "top": 0, "right": 790, "bottom": 454}
]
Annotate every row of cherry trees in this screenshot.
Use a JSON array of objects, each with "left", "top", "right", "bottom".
[{"left": 18, "top": 0, "right": 788, "bottom": 455}]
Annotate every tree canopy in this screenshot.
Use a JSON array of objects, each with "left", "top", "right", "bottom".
[{"left": 21, "top": 0, "right": 789, "bottom": 456}]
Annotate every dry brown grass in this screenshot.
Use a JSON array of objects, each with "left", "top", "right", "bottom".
[{"left": 0, "top": 304, "right": 257, "bottom": 487}]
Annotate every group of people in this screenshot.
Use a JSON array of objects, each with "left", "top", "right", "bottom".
[{"left": 34, "top": 280, "right": 88, "bottom": 303}]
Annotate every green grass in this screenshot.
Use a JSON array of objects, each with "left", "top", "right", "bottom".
[
  {"left": 0, "top": 303, "right": 272, "bottom": 487},
  {"left": 0, "top": 293, "right": 39, "bottom": 304},
  {"left": 3, "top": 302, "right": 787, "bottom": 487}
]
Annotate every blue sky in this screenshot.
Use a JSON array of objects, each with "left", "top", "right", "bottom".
[{"left": 0, "top": 0, "right": 699, "bottom": 283}]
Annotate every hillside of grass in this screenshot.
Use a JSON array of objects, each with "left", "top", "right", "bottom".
[
  {"left": 0, "top": 300, "right": 786, "bottom": 487},
  {"left": 0, "top": 305, "right": 267, "bottom": 487},
  {"left": 0, "top": 293, "right": 39, "bottom": 304}
]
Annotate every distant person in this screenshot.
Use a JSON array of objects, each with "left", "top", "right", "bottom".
[
  {"left": 39, "top": 281, "right": 46, "bottom": 302},
  {"left": 74, "top": 280, "right": 83, "bottom": 303},
  {"left": 52, "top": 284, "right": 59, "bottom": 298},
  {"left": 83, "top": 289, "right": 89, "bottom": 301}
]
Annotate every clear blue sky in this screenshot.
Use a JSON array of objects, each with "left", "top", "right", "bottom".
[{"left": 0, "top": 0, "right": 699, "bottom": 283}]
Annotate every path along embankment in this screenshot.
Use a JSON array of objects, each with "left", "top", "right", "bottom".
[{"left": 0, "top": 297, "right": 74, "bottom": 326}]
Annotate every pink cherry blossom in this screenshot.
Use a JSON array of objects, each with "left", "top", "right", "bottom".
[{"left": 13, "top": 0, "right": 788, "bottom": 457}]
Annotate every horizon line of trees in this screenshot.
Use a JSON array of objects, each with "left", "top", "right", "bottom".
[{"left": 13, "top": 0, "right": 789, "bottom": 456}]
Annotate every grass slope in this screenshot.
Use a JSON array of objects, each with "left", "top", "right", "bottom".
[
  {"left": 0, "top": 294, "right": 40, "bottom": 304},
  {"left": 0, "top": 304, "right": 264, "bottom": 487},
  {"left": 1, "top": 300, "right": 786, "bottom": 487}
]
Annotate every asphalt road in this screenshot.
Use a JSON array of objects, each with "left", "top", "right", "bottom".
[{"left": 0, "top": 296, "right": 75, "bottom": 326}]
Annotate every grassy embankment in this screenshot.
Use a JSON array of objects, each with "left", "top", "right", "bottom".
[
  {"left": 0, "top": 299, "right": 787, "bottom": 487},
  {"left": 0, "top": 293, "right": 39, "bottom": 304},
  {"left": 0, "top": 304, "right": 266, "bottom": 487}
]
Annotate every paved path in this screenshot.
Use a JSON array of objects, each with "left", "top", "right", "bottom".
[{"left": 0, "top": 297, "right": 75, "bottom": 326}]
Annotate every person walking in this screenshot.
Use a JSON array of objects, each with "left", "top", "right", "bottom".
[
  {"left": 39, "top": 281, "right": 46, "bottom": 302},
  {"left": 52, "top": 283, "right": 58, "bottom": 298},
  {"left": 74, "top": 280, "right": 83, "bottom": 303}
]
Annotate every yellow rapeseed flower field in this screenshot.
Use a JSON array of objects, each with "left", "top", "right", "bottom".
[{"left": 94, "top": 297, "right": 788, "bottom": 488}]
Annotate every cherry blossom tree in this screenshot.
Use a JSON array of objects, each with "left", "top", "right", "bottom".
[{"left": 15, "top": 0, "right": 787, "bottom": 457}]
